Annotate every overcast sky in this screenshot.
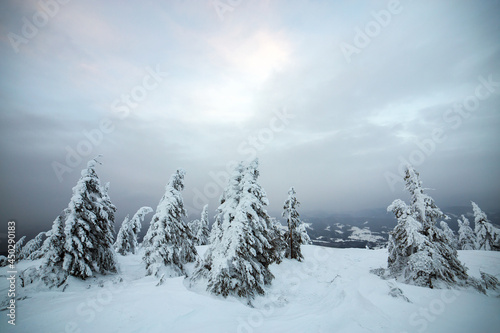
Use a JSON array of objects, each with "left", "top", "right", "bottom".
[{"left": 1, "top": 0, "right": 499, "bottom": 238}]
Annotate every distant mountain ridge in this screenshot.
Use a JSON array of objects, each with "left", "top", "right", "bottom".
[{"left": 299, "top": 206, "right": 500, "bottom": 249}]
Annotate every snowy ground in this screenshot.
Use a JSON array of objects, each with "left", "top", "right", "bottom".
[{"left": 1, "top": 246, "right": 499, "bottom": 333}]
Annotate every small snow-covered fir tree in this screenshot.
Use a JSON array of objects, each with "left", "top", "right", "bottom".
[
  {"left": 298, "top": 222, "right": 312, "bottom": 245},
  {"left": 440, "top": 221, "right": 458, "bottom": 249},
  {"left": 457, "top": 215, "right": 476, "bottom": 250},
  {"left": 39, "top": 213, "right": 68, "bottom": 286},
  {"left": 63, "top": 159, "right": 117, "bottom": 279},
  {"left": 188, "top": 219, "right": 201, "bottom": 242},
  {"left": 473, "top": 202, "right": 499, "bottom": 251},
  {"left": 14, "top": 236, "right": 26, "bottom": 262},
  {"left": 386, "top": 166, "right": 468, "bottom": 288},
  {"left": 142, "top": 169, "right": 197, "bottom": 278},
  {"left": 129, "top": 206, "right": 153, "bottom": 253},
  {"left": 42, "top": 214, "right": 66, "bottom": 268},
  {"left": 19, "top": 232, "right": 46, "bottom": 260},
  {"left": 198, "top": 159, "right": 280, "bottom": 299},
  {"left": 115, "top": 215, "right": 132, "bottom": 255},
  {"left": 190, "top": 204, "right": 210, "bottom": 246},
  {"left": 270, "top": 217, "right": 286, "bottom": 263},
  {"left": 283, "top": 187, "right": 310, "bottom": 261}
]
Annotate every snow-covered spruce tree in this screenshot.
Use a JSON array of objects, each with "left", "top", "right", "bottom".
[
  {"left": 128, "top": 206, "right": 153, "bottom": 253},
  {"left": 457, "top": 215, "right": 476, "bottom": 250},
  {"left": 387, "top": 199, "right": 425, "bottom": 276},
  {"left": 473, "top": 202, "right": 500, "bottom": 251},
  {"left": 200, "top": 159, "right": 280, "bottom": 299},
  {"left": 283, "top": 187, "right": 310, "bottom": 261},
  {"left": 270, "top": 217, "right": 286, "bottom": 263},
  {"left": 195, "top": 204, "right": 210, "bottom": 246},
  {"left": 38, "top": 213, "right": 68, "bottom": 286},
  {"left": 440, "top": 221, "right": 458, "bottom": 249},
  {"left": 239, "top": 159, "right": 282, "bottom": 268},
  {"left": 386, "top": 166, "right": 468, "bottom": 288},
  {"left": 142, "top": 169, "right": 197, "bottom": 278},
  {"left": 115, "top": 215, "right": 132, "bottom": 256},
  {"left": 14, "top": 236, "right": 26, "bottom": 262},
  {"left": 19, "top": 212, "right": 69, "bottom": 288},
  {"left": 188, "top": 219, "right": 201, "bottom": 243},
  {"left": 42, "top": 214, "right": 66, "bottom": 268},
  {"left": 298, "top": 222, "right": 312, "bottom": 246},
  {"left": 63, "top": 159, "right": 117, "bottom": 279},
  {"left": 192, "top": 163, "right": 245, "bottom": 281},
  {"left": 19, "top": 232, "right": 46, "bottom": 260}
]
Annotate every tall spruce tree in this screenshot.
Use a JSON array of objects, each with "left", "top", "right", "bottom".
[
  {"left": 62, "top": 159, "right": 117, "bottom": 279},
  {"left": 239, "top": 159, "right": 282, "bottom": 270},
  {"left": 387, "top": 166, "right": 468, "bottom": 288},
  {"left": 457, "top": 215, "right": 476, "bottom": 250},
  {"left": 473, "top": 202, "right": 499, "bottom": 251},
  {"left": 192, "top": 163, "right": 245, "bottom": 280},
  {"left": 194, "top": 160, "right": 280, "bottom": 299},
  {"left": 142, "top": 169, "right": 197, "bottom": 278},
  {"left": 283, "top": 187, "right": 309, "bottom": 261}
]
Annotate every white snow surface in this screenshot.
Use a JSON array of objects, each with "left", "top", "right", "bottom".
[{"left": 1, "top": 246, "right": 500, "bottom": 333}]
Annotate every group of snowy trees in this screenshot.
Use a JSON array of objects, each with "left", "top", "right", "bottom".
[
  {"left": 17, "top": 159, "right": 152, "bottom": 286},
  {"left": 440, "top": 202, "right": 500, "bottom": 252},
  {"left": 188, "top": 204, "right": 210, "bottom": 246},
  {"left": 385, "top": 165, "right": 499, "bottom": 290},
  {"left": 115, "top": 207, "right": 153, "bottom": 255},
  {"left": 136, "top": 159, "right": 309, "bottom": 298},
  {"left": 15, "top": 157, "right": 310, "bottom": 301},
  {"left": 13, "top": 157, "right": 498, "bottom": 297}
]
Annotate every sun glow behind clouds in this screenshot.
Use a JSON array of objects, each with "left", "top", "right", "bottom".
[
  {"left": 181, "top": 30, "right": 294, "bottom": 125},
  {"left": 223, "top": 30, "right": 294, "bottom": 84}
]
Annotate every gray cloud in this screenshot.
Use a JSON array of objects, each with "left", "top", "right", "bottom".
[{"left": 1, "top": 0, "right": 499, "bottom": 243}]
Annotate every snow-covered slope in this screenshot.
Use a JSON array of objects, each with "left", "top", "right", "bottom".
[{"left": 1, "top": 246, "right": 499, "bottom": 333}]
